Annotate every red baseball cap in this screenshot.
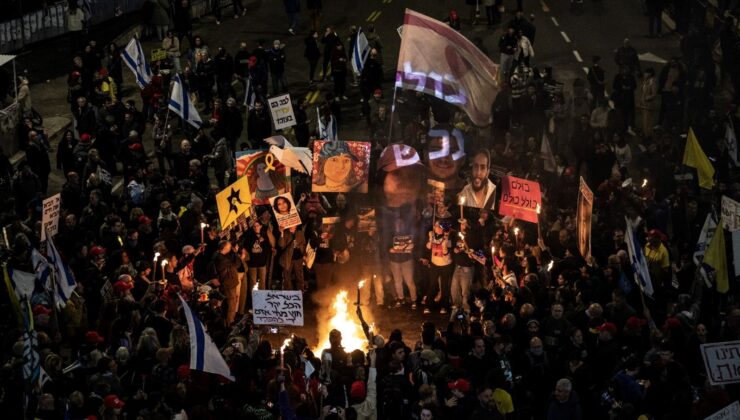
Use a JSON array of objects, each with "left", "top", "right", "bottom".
[
  {"left": 447, "top": 378, "right": 471, "bottom": 393},
  {"left": 89, "top": 246, "right": 106, "bottom": 257},
  {"left": 113, "top": 280, "right": 133, "bottom": 294},
  {"left": 104, "top": 394, "right": 125, "bottom": 409},
  {"left": 33, "top": 304, "right": 52, "bottom": 316},
  {"left": 373, "top": 88, "right": 382, "bottom": 95},
  {"left": 625, "top": 316, "right": 647, "bottom": 330},
  {"left": 597, "top": 322, "right": 617, "bottom": 335},
  {"left": 138, "top": 215, "right": 153, "bottom": 225},
  {"left": 85, "top": 330, "right": 105, "bottom": 344},
  {"left": 350, "top": 380, "right": 366, "bottom": 400}
]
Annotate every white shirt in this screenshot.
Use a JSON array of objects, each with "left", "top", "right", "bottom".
[{"left": 458, "top": 179, "right": 497, "bottom": 210}]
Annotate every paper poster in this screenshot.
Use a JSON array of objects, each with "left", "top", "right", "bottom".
[
  {"left": 498, "top": 175, "right": 542, "bottom": 223},
  {"left": 458, "top": 149, "right": 496, "bottom": 210},
  {"left": 700, "top": 340, "right": 740, "bottom": 385},
  {"left": 311, "top": 140, "right": 371, "bottom": 193},
  {"left": 216, "top": 176, "right": 252, "bottom": 229},
  {"left": 41, "top": 193, "right": 61, "bottom": 241},
  {"left": 269, "top": 193, "right": 302, "bottom": 231},
  {"left": 704, "top": 401, "right": 740, "bottom": 420},
  {"left": 235, "top": 150, "right": 291, "bottom": 206},
  {"left": 357, "top": 207, "right": 376, "bottom": 232},
  {"left": 252, "top": 290, "right": 304, "bottom": 326},
  {"left": 577, "top": 177, "right": 594, "bottom": 263},
  {"left": 425, "top": 128, "right": 466, "bottom": 189},
  {"left": 721, "top": 195, "right": 740, "bottom": 231},
  {"left": 267, "top": 94, "right": 296, "bottom": 130}
]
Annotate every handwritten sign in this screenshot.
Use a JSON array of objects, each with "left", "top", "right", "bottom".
[
  {"left": 498, "top": 176, "right": 541, "bottom": 223},
  {"left": 721, "top": 195, "right": 740, "bottom": 231},
  {"left": 701, "top": 340, "right": 740, "bottom": 385},
  {"left": 150, "top": 48, "right": 167, "bottom": 62},
  {"left": 252, "top": 290, "right": 304, "bottom": 326},
  {"left": 268, "top": 93, "right": 296, "bottom": 130},
  {"left": 41, "top": 193, "right": 61, "bottom": 241},
  {"left": 705, "top": 401, "right": 740, "bottom": 420}
]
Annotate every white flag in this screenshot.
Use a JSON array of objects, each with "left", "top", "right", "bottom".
[
  {"left": 243, "top": 76, "right": 256, "bottom": 109},
  {"left": 317, "top": 108, "right": 338, "bottom": 141},
  {"left": 694, "top": 213, "right": 718, "bottom": 288},
  {"left": 178, "top": 295, "right": 235, "bottom": 381},
  {"left": 169, "top": 74, "right": 202, "bottom": 128},
  {"left": 625, "top": 217, "right": 654, "bottom": 297},
  {"left": 122, "top": 37, "right": 152, "bottom": 89},
  {"left": 726, "top": 119, "right": 738, "bottom": 167},
  {"left": 351, "top": 27, "right": 371, "bottom": 76},
  {"left": 540, "top": 132, "right": 557, "bottom": 173},
  {"left": 47, "top": 236, "right": 77, "bottom": 308}
]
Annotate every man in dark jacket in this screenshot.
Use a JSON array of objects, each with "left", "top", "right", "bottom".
[
  {"left": 268, "top": 40, "right": 287, "bottom": 95},
  {"left": 546, "top": 378, "right": 582, "bottom": 420},
  {"left": 220, "top": 97, "right": 243, "bottom": 151},
  {"left": 283, "top": 0, "right": 300, "bottom": 35},
  {"left": 214, "top": 240, "right": 242, "bottom": 325},
  {"left": 74, "top": 96, "right": 98, "bottom": 137},
  {"left": 26, "top": 130, "right": 51, "bottom": 194},
  {"left": 247, "top": 100, "right": 272, "bottom": 145},
  {"left": 321, "top": 26, "right": 340, "bottom": 81},
  {"left": 214, "top": 46, "right": 235, "bottom": 101},
  {"left": 470, "top": 386, "right": 504, "bottom": 420}
]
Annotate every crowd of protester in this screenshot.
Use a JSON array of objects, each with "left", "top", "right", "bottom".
[{"left": 0, "top": 0, "right": 740, "bottom": 419}]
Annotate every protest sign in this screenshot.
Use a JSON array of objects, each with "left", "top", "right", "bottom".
[
  {"left": 700, "top": 340, "right": 740, "bottom": 385},
  {"left": 721, "top": 195, "right": 740, "bottom": 231},
  {"left": 269, "top": 193, "right": 302, "bottom": 230},
  {"left": 498, "top": 175, "right": 541, "bottom": 223},
  {"left": 235, "top": 150, "right": 291, "bottom": 206},
  {"left": 41, "top": 194, "right": 61, "bottom": 241},
  {"left": 216, "top": 176, "right": 252, "bottom": 229},
  {"left": 312, "top": 140, "right": 371, "bottom": 193},
  {"left": 150, "top": 48, "right": 167, "bottom": 62},
  {"left": 268, "top": 94, "right": 296, "bottom": 130},
  {"left": 252, "top": 290, "right": 304, "bottom": 326},
  {"left": 357, "top": 207, "right": 376, "bottom": 232},
  {"left": 577, "top": 177, "right": 594, "bottom": 264},
  {"left": 704, "top": 401, "right": 740, "bottom": 420}
]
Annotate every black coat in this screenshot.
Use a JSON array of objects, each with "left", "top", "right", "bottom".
[
  {"left": 247, "top": 108, "right": 272, "bottom": 142},
  {"left": 304, "top": 36, "right": 321, "bottom": 61}
]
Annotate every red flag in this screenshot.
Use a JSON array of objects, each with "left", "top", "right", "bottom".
[{"left": 395, "top": 9, "right": 499, "bottom": 126}]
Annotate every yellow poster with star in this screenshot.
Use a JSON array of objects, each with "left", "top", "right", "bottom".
[{"left": 216, "top": 176, "right": 253, "bottom": 229}]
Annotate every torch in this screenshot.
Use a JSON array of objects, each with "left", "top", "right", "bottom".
[
  {"left": 280, "top": 337, "right": 291, "bottom": 369},
  {"left": 357, "top": 280, "right": 366, "bottom": 306},
  {"left": 152, "top": 252, "right": 161, "bottom": 283},
  {"left": 536, "top": 204, "right": 542, "bottom": 241},
  {"left": 200, "top": 222, "right": 208, "bottom": 244},
  {"left": 161, "top": 259, "right": 168, "bottom": 283},
  {"left": 514, "top": 227, "right": 520, "bottom": 249}
]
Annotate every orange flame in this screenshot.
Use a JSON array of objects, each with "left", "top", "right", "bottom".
[{"left": 314, "top": 290, "right": 367, "bottom": 353}]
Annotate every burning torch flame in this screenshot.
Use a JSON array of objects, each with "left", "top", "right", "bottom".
[
  {"left": 358, "top": 280, "right": 366, "bottom": 289},
  {"left": 491, "top": 246, "right": 495, "bottom": 255},
  {"left": 536, "top": 204, "right": 541, "bottom": 214},
  {"left": 253, "top": 282, "right": 259, "bottom": 291},
  {"left": 459, "top": 196, "right": 465, "bottom": 205},
  {"left": 161, "top": 259, "right": 168, "bottom": 268},
  {"left": 514, "top": 227, "right": 520, "bottom": 236},
  {"left": 281, "top": 338, "right": 292, "bottom": 352},
  {"left": 200, "top": 222, "right": 208, "bottom": 229},
  {"left": 153, "top": 252, "right": 161, "bottom": 262},
  {"left": 314, "top": 290, "right": 367, "bottom": 353},
  {"left": 547, "top": 261, "right": 554, "bottom": 271},
  {"left": 641, "top": 179, "right": 648, "bottom": 188}
]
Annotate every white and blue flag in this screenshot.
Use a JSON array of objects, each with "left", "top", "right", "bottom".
[
  {"left": 624, "top": 217, "right": 654, "bottom": 297},
  {"left": 47, "top": 237, "right": 77, "bottom": 308},
  {"left": 351, "top": 27, "right": 371, "bottom": 76},
  {"left": 179, "top": 295, "right": 234, "bottom": 381},
  {"left": 169, "top": 74, "right": 202, "bottom": 128},
  {"left": 122, "top": 37, "right": 152, "bottom": 89},
  {"left": 317, "top": 107, "right": 338, "bottom": 141},
  {"left": 243, "top": 77, "right": 256, "bottom": 109}
]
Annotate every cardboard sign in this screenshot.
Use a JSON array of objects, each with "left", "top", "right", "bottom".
[
  {"left": 252, "top": 290, "right": 304, "bottom": 326},
  {"left": 269, "top": 193, "right": 302, "bottom": 230},
  {"left": 577, "top": 177, "right": 594, "bottom": 264},
  {"left": 700, "top": 340, "right": 740, "bottom": 385},
  {"left": 704, "top": 401, "right": 740, "bottom": 420},
  {"left": 498, "top": 176, "right": 541, "bottom": 223},
  {"left": 721, "top": 195, "right": 740, "bottom": 231},
  {"left": 235, "top": 150, "right": 291, "bottom": 206},
  {"left": 216, "top": 176, "right": 252, "bottom": 229},
  {"left": 41, "top": 194, "right": 61, "bottom": 241},
  {"left": 150, "top": 48, "right": 167, "bottom": 62},
  {"left": 268, "top": 94, "right": 296, "bottom": 130}
]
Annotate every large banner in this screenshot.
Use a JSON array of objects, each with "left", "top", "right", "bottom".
[
  {"left": 41, "top": 193, "right": 61, "bottom": 241},
  {"left": 700, "top": 340, "right": 740, "bottom": 385},
  {"left": 395, "top": 9, "right": 499, "bottom": 126},
  {"left": 216, "top": 176, "right": 252, "bottom": 229},
  {"left": 311, "top": 140, "right": 371, "bottom": 193},
  {"left": 498, "top": 176, "right": 541, "bottom": 223},
  {"left": 269, "top": 193, "right": 302, "bottom": 231},
  {"left": 577, "top": 177, "right": 594, "bottom": 263},
  {"left": 235, "top": 150, "right": 291, "bottom": 206},
  {"left": 252, "top": 290, "right": 304, "bottom": 326}
]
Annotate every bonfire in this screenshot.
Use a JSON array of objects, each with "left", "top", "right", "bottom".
[{"left": 314, "top": 290, "right": 368, "bottom": 353}]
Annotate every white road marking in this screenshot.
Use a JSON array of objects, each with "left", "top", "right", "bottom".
[
  {"left": 551, "top": 17, "right": 559, "bottom": 27},
  {"left": 572, "top": 50, "right": 583, "bottom": 62},
  {"left": 560, "top": 31, "right": 571, "bottom": 43},
  {"left": 582, "top": 67, "right": 589, "bottom": 74}
]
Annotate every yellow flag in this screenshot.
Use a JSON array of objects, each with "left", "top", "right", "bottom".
[
  {"left": 682, "top": 127, "right": 715, "bottom": 189},
  {"left": 704, "top": 223, "right": 728, "bottom": 293},
  {"left": 3, "top": 265, "right": 23, "bottom": 328},
  {"left": 216, "top": 176, "right": 252, "bottom": 229}
]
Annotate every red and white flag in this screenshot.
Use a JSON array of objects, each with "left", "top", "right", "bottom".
[{"left": 395, "top": 9, "right": 499, "bottom": 127}]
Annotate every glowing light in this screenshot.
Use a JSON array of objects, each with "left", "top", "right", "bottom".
[
  {"left": 459, "top": 196, "right": 465, "bottom": 205},
  {"left": 281, "top": 338, "right": 291, "bottom": 352},
  {"left": 253, "top": 282, "right": 259, "bottom": 291},
  {"left": 548, "top": 261, "right": 554, "bottom": 271},
  {"left": 161, "top": 259, "right": 168, "bottom": 268},
  {"left": 536, "top": 204, "right": 541, "bottom": 214},
  {"left": 200, "top": 222, "right": 208, "bottom": 229},
  {"left": 314, "top": 290, "right": 367, "bottom": 353},
  {"left": 153, "top": 252, "right": 161, "bottom": 261},
  {"left": 641, "top": 179, "right": 648, "bottom": 188},
  {"left": 358, "top": 280, "right": 366, "bottom": 289},
  {"left": 514, "top": 227, "right": 520, "bottom": 236}
]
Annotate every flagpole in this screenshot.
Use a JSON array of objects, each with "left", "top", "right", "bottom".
[
  {"left": 45, "top": 230, "right": 61, "bottom": 338},
  {"left": 387, "top": 85, "right": 399, "bottom": 143}
]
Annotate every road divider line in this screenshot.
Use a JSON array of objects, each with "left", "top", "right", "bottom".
[
  {"left": 572, "top": 50, "right": 583, "bottom": 62},
  {"left": 541, "top": 1, "right": 550, "bottom": 12},
  {"left": 560, "top": 31, "right": 571, "bottom": 43},
  {"left": 372, "top": 11, "right": 382, "bottom": 22},
  {"left": 582, "top": 67, "right": 589, "bottom": 74},
  {"left": 367, "top": 11, "right": 379, "bottom": 22},
  {"left": 310, "top": 90, "right": 320, "bottom": 104},
  {"left": 551, "top": 17, "right": 559, "bottom": 26}
]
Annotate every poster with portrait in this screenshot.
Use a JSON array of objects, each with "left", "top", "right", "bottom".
[
  {"left": 235, "top": 150, "right": 291, "bottom": 206},
  {"left": 424, "top": 127, "right": 466, "bottom": 191},
  {"left": 311, "top": 140, "right": 371, "bottom": 193},
  {"left": 357, "top": 207, "right": 376, "bottom": 232},
  {"left": 269, "top": 193, "right": 302, "bottom": 231},
  {"left": 577, "top": 177, "right": 594, "bottom": 264}
]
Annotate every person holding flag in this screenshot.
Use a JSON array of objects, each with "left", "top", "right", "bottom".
[
  {"left": 169, "top": 73, "right": 203, "bottom": 129},
  {"left": 121, "top": 37, "right": 153, "bottom": 90}
]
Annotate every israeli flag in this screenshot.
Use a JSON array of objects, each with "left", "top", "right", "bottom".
[
  {"left": 624, "top": 217, "right": 654, "bottom": 297},
  {"left": 317, "top": 107, "right": 338, "bottom": 141},
  {"left": 243, "top": 77, "right": 256, "bottom": 110},
  {"left": 122, "top": 37, "right": 152, "bottom": 89},
  {"left": 178, "top": 295, "right": 235, "bottom": 381},
  {"left": 47, "top": 237, "right": 77, "bottom": 308},
  {"left": 169, "top": 74, "right": 202, "bottom": 128},
  {"left": 351, "top": 27, "right": 371, "bottom": 76}
]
